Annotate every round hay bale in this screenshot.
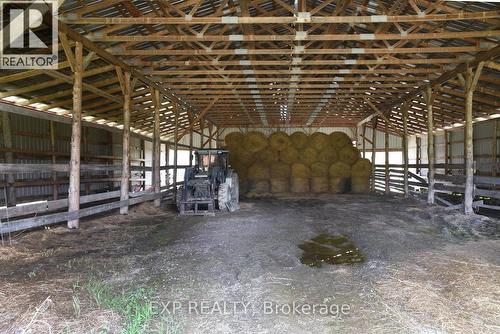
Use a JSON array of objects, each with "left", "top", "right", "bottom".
[
  {"left": 224, "top": 132, "right": 244, "bottom": 148},
  {"left": 311, "top": 176, "right": 329, "bottom": 193},
  {"left": 270, "top": 162, "right": 291, "bottom": 178},
  {"left": 309, "top": 132, "right": 330, "bottom": 151},
  {"left": 351, "top": 176, "right": 370, "bottom": 193},
  {"left": 244, "top": 131, "right": 268, "bottom": 153},
  {"left": 230, "top": 149, "right": 253, "bottom": 165},
  {"left": 290, "top": 132, "right": 309, "bottom": 149},
  {"left": 248, "top": 162, "right": 270, "bottom": 180},
  {"left": 238, "top": 178, "right": 250, "bottom": 196},
  {"left": 299, "top": 147, "right": 318, "bottom": 165},
  {"left": 317, "top": 148, "right": 338, "bottom": 164},
  {"left": 280, "top": 146, "right": 299, "bottom": 164},
  {"left": 351, "top": 158, "right": 372, "bottom": 177},
  {"left": 270, "top": 178, "right": 289, "bottom": 193},
  {"left": 291, "top": 163, "right": 311, "bottom": 178},
  {"left": 338, "top": 146, "right": 361, "bottom": 165},
  {"left": 249, "top": 180, "right": 270, "bottom": 193},
  {"left": 269, "top": 132, "right": 291, "bottom": 151},
  {"left": 259, "top": 148, "right": 279, "bottom": 165},
  {"left": 330, "top": 177, "right": 349, "bottom": 193},
  {"left": 290, "top": 177, "right": 310, "bottom": 193},
  {"left": 230, "top": 161, "right": 247, "bottom": 177},
  {"left": 330, "top": 131, "right": 351, "bottom": 150},
  {"left": 329, "top": 162, "right": 351, "bottom": 177},
  {"left": 311, "top": 162, "right": 329, "bottom": 177}
]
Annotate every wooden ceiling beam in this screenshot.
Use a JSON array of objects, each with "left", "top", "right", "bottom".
[
  {"left": 60, "top": 10, "right": 500, "bottom": 25},
  {"left": 89, "top": 29, "right": 500, "bottom": 42},
  {"left": 110, "top": 45, "right": 484, "bottom": 56}
]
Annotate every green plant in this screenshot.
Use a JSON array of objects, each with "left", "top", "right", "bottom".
[
  {"left": 72, "top": 295, "right": 81, "bottom": 318},
  {"left": 85, "top": 279, "right": 158, "bottom": 334}
]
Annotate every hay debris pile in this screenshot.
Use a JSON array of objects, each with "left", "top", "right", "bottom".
[{"left": 225, "top": 131, "right": 371, "bottom": 197}]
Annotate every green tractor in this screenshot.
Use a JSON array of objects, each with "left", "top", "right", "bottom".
[{"left": 176, "top": 149, "right": 239, "bottom": 216}]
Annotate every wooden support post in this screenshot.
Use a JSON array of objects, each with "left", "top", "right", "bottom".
[
  {"left": 208, "top": 123, "right": 213, "bottom": 149},
  {"left": 152, "top": 89, "right": 161, "bottom": 207},
  {"left": 118, "top": 70, "right": 132, "bottom": 214},
  {"left": 140, "top": 139, "right": 145, "bottom": 190},
  {"left": 459, "top": 63, "right": 484, "bottom": 214},
  {"left": 189, "top": 129, "right": 193, "bottom": 166},
  {"left": 371, "top": 119, "right": 377, "bottom": 192},
  {"left": 68, "top": 41, "right": 83, "bottom": 229},
  {"left": 173, "top": 104, "right": 179, "bottom": 196},
  {"left": 49, "top": 121, "right": 58, "bottom": 200},
  {"left": 215, "top": 128, "right": 220, "bottom": 149},
  {"left": 493, "top": 120, "right": 498, "bottom": 177},
  {"left": 1, "top": 111, "right": 16, "bottom": 206},
  {"left": 199, "top": 118, "right": 204, "bottom": 149},
  {"left": 362, "top": 124, "right": 366, "bottom": 158},
  {"left": 423, "top": 86, "right": 435, "bottom": 205},
  {"left": 165, "top": 143, "right": 170, "bottom": 188},
  {"left": 416, "top": 136, "right": 421, "bottom": 174},
  {"left": 402, "top": 101, "right": 410, "bottom": 198},
  {"left": 444, "top": 130, "right": 450, "bottom": 175},
  {"left": 385, "top": 120, "right": 390, "bottom": 195}
]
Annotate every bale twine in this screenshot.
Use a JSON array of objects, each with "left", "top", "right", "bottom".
[
  {"left": 329, "top": 161, "right": 351, "bottom": 178},
  {"left": 270, "top": 178, "right": 289, "bottom": 193},
  {"left": 330, "top": 177, "right": 349, "bottom": 194},
  {"left": 290, "top": 132, "right": 309, "bottom": 149},
  {"left": 291, "top": 163, "right": 311, "bottom": 178},
  {"left": 269, "top": 132, "right": 291, "bottom": 151},
  {"left": 309, "top": 132, "right": 330, "bottom": 151},
  {"left": 244, "top": 131, "right": 268, "bottom": 153},
  {"left": 351, "top": 158, "right": 372, "bottom": 177},
  {"left": 351, "top": 176, "right": 370, "bottom": 193},
  {"left": 311, "top": 162, "right": 329, "bottom": 177},
  {"left": 290, "top": 177, "right": 310, "bottom": 193},
  {"left": 249, "top": 180, "right": 270, "bottom": 193},
  {"left": 311, "top": 176, "right": 329, "bottom": 193},
  {"left": 330, "top": 131, "right": 351, "bottom": 150},
  {"left": 259, "top": 148, "right": 279, "bottom": 165},
  {"left": 338, "top": 146, "right": 361, "bottom": 165},
  {"left": 299, "top": 147, "right": 318, "bottom": 165},
  {"left": 270, "top": 162, "right": 291, "bottom": 178},
  {"left": 280, "top": 146, "right": 299, "bottom": 164},
  {"left": 248, "top": 162, "right": 270, "bottom": 180},
  {"left": 317, "top": 148, "right": 338, "bottom": 164},
  {"left": 225, "top": 132, "right": 244, "bottom": 148}
]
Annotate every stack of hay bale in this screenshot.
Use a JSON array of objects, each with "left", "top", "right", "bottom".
[{"left": 224, "top": 130, "right": 372, "bottom": 197}]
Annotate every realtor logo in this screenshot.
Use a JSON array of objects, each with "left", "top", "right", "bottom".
[{"left": 1, "top": 0, "right": 58, "bottom": 69}]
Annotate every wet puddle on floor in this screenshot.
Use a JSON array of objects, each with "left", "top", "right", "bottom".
[{"left": 299, "top": 233, "right": 364, "bottom": 267}]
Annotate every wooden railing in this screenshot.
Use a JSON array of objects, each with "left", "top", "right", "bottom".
[
  {"left": 0, "top": 162, "right": 187, "bottom": 235},
  {"left": 374, "top": 163, "right": 500, "bottom": 211}
]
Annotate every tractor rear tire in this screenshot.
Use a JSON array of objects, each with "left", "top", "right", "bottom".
[
  {"left": 218, "top": 182, "right": 230, "bottom": 211},
  {"left": 231, "top": 174, "right": 239, "bottom": 205}
]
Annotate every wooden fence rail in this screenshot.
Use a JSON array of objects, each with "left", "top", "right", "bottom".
[
  {"left": 0, "top": 184, "right": 181, "bottom": 234},
  {"left": 374, "top": 162, "right": 500, "bottom": 211}
]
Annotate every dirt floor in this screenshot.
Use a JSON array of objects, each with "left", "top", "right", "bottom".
[{"left": 0, "top": 194, "right": 499, "bottom": 334}]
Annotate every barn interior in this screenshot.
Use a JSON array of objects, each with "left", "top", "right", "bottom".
[{"left": 0, "top": 1, "right": 499, "bottom": 333}]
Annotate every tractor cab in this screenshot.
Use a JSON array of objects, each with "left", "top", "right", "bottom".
[
  {"left": 193, "top": 149, "right": 229, "bottom": 184},
  {"left": 177, "top": 149, "right": 239, "bottom": 216}
]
